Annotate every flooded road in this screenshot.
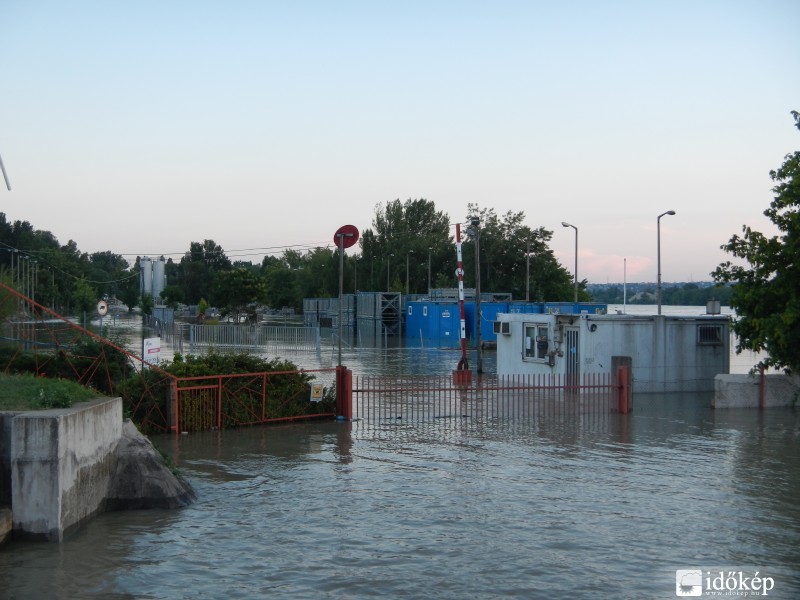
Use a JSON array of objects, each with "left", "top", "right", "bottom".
[{"left": 1, "top": 307, "right": 797, "bottom": 598}]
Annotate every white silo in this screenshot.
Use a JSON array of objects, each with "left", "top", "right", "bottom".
[
  {"left": 152, "top": 256, "right": 166, "bottom": 300},
  {"left": 140, "top": 257, "right": 153, "bottom": 296}
]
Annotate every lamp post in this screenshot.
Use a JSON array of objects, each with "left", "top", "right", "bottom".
[
  {"left": 427, "top": 247, "right": 432, "bottom": 294},
  {"left": 386, "top": 254, "right": 393, "bottom": 291},
  {"left": 657, "top": 210, "right": 676, "bottom": 315},
  {"left": 469, "top": 216, "right": 483, "bottom": 374},
  {"left": 561, "top": 222, "right": 578, "bottom": 303},
  {"left": 525, "top": 240, "right": 531, "bottom": 302},
  {"left": 353, "top": 256, "right": 358, "bottom": 294},
  {"left": 406, "top": 250, "right": 413, "bottom": 295}
]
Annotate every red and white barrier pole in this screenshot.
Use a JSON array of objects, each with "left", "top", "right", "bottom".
[{"left": 453, "top": 223, "right": 471, "bottom": 384}]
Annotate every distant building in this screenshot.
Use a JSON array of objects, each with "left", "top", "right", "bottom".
[{"left": 140, "top": 256, "right": 167, "bottom": 301}]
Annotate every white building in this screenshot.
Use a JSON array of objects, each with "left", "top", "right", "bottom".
[{"left": 494, "top": 312, "right": 731, "bottom": 393}]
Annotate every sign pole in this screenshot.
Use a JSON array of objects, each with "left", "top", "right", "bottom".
[
  {"left": 332, "top": 225, "right": 359, "bottom": 367},
  {"left": 337, "top": 233, "right": 345, "bottom": 366}
]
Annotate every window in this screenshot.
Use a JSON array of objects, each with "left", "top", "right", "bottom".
[
  {"left": 524, "top": 323, "right": 549, "bottom": 360},
  {"left": 697, "top": 324, "right": 723, "bottom": 345}
]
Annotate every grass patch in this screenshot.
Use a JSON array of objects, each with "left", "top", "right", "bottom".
[{"left": 0, "top": 373, "right": 100, "bottom": 411}]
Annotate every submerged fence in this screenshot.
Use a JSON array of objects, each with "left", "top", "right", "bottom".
[
  {"left": 350, "top": 371, "right": 629, "bottom": 424},
  {"left": 142, "top": 316, "right": 321, "bottom": 355}
]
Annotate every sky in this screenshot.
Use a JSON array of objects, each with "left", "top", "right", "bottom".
[{"left": 1, "top": 1, "right": 799, "bottom": 284}]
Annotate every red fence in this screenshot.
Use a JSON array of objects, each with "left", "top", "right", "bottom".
[
  {"left": 173, "top": 368, "right": 338, "bottom": 433},
  {"left": 350, "top": 370, "right": 630, "bottom": 424}
]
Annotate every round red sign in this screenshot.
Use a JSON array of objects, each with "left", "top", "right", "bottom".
[{"left": 333, "top": 224, "right": 359, "bottom": 249}]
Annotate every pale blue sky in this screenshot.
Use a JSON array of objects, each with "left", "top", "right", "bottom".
[{"left": 1, "top": 1, "right": 798, "bottom": 283}]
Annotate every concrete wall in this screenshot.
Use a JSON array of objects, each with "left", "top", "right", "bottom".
[
  {"left": 0, "top": 412, "right": 21, "bottom": 507},
  {"left": 713, "top": 374, "right": 800, "bottom": 409},
  {"left": 11, "top": 398, "right": 122, "bottom": 541}
]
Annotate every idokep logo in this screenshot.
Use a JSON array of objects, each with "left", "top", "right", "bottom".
[
  {"left": 676, "top": 569, "right": 703, "bottom": 596},
  {"left": 675, "top": 568, "right": 776, "bottom": 597}
]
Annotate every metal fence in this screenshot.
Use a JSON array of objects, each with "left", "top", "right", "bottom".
[
  {"left": 173, "top": 368, "right": 337, "bottom": 433},
  {"left": 351, "top": 372, "right": 627, "bottom": 424},
  {"left": 142, "top": 316, "right": 321, "bottom": 355}
]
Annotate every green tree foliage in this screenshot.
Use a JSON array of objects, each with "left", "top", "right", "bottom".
[
  {"left": 213, "top": 267, "right": 267, "bottom": 322},
  {"left": 177, "top": 240, "right": 232, "bottom": 304},
  {"left": 118, "top": 267, "right": 141, "bottom": 311},
  {"left": 264, "top": 262, "right": 300, "bottom": 309},
  {"left": 139, "top": 292, "right": 154, "bottom": 316},
  {"left": 86, "top": 251, "right": 132, "bottom": 299},
  {"left": 72, "top": 277, "right": 98, "bottom": 317},
  {"left": 463, "top": 204, "right": 577, "bottom": 301},
  {"left": 360, "top": 199, "right": 452, "bottom": 293},
  {"left": 117, "top": 351, "right": 334, "bottom": 433},
  {"left": 713, "top": 111, "right": 800, "bottom": 372},
  {"left": 0, "top": 336, "right": 132, "bottom": 395},
  {"left": 161, "top": 284, "right": 185, "bottom": 308}
]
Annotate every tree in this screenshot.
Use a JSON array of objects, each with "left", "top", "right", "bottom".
[
  {"left": 87, "top": 251, "right": 130, "bottom": 299},
  {"left": 71, "top": 278, "right": 97, "bottom": 322},
  {"left": 463, "top": 204, "right": 577, "bottom": 301},
  {"left": 177, "top": 240, "right": 232, "bottom": 304},
  {"left": 161, "top": 284, "right": 185, "bottom": 309},
  {"left": 713, "top": 111, "right": 800, "bottom": 373},
  {"left": 139, "top": 292, "right": 154, "bottom": 316},
  {"left": 360, "top": 199, "right": 452, "bottom": 293},
  {"left": 213, "top": 268, "right": 267, "bottom": 323},
  {"left": 264, "top": 263, "right": 299, "bottom": 310}
]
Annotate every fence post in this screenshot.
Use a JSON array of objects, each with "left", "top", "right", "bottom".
[
  {"left": 344, "top": 368, "right": 353, "bottom": 421},
  {"left": 617, "top": 365, "right": 630, "bottom": 414},
  {"left": 336, "top": 365, "right": 353, "bottom": 420},
  {"left": 170, "top": 380, "right": 178, "bottom": 433}
]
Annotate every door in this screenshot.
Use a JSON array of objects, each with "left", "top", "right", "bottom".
[{"left": 564, "top": 326, "right": 579, "bottom": 386}]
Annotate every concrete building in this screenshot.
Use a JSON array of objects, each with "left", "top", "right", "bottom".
[{"left": 494, "top": 312, "right": 731, "bottom": 393}]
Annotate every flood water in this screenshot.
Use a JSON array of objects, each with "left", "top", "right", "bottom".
[{"left": 1, "top": 306, "right": 798, "bottom": 599}]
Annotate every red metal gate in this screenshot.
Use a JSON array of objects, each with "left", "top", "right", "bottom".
[
  {"left": 349, "top": 368, "right": 630, "bottom": 424},
  {"left": 173, "top": 368, "right": 338, "bottom": 433}
]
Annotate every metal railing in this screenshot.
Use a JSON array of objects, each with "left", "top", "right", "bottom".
[
  {"left": 173, "top": 368, "right": 337, "bottom": 433},
  {"left": 351, "top": 371, "right": 626, "bottom": 424}
]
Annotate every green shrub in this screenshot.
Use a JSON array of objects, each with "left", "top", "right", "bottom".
[{"left": 0, "top": 373, "right": 99, "bottom": 411}]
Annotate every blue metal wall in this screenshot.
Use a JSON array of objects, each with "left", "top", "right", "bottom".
[
  {"left": 406, "top": 301, "right": 607, "bottom": 347},
  {"left": 406, "top": 301, "right": 462, "bottom": 348}
]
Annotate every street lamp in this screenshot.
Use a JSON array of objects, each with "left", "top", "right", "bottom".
[
  {"left": 406, "top": 250, "right": 413, "bottom": 295},
  {"left": 657, "top": 210, "right": 676, "bottom": 315},
  {"left": 469, "top": 216, "right": 483, "bottom": 374},
  {"left": 427, "top": 247, "right": 432, "bottom": 294},
  {"left": 561, "top": 222, "right": 578, "bottom": 304},
  {"left": 386, "top": 254, "right": 393, "bottom": 291},
  {"left": 525, "top": 240, "right": 531, "bottom": 302}
]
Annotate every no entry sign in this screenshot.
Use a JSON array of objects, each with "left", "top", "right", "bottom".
[{"left": 333, "top": 224, "right": 359, "bottom": 249}]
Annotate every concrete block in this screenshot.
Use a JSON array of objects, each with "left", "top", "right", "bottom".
[
  {"left": 713, "top": 374, "right": 800, "bottom": 409},
  {"left": 11, "top": 398, "right": 122, "bottom": 541}
]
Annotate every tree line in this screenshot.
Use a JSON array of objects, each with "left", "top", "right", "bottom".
[
  {"left": 0, "top": 201, "right": 581, "bottom": 318},
  {"left": 2, "top": 108, "right": 797, "bottom": 375}
]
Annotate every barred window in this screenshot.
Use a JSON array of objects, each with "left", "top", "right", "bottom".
[{"left": 697, "top": 325, "right": 723, "bottom": 345}]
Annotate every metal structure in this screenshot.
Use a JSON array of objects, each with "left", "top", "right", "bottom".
[
  {"left": 173, "top": 369, "right": 337, "bottom": 433},
  {"left": 657, "top": 210, "right": 676, "bottom": 315},
  {"left": 351, "top": 370, "right": 629, "bottom": 424},
  {"left": 562, "top": 221, "right": 578, "bottom": 303}
]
